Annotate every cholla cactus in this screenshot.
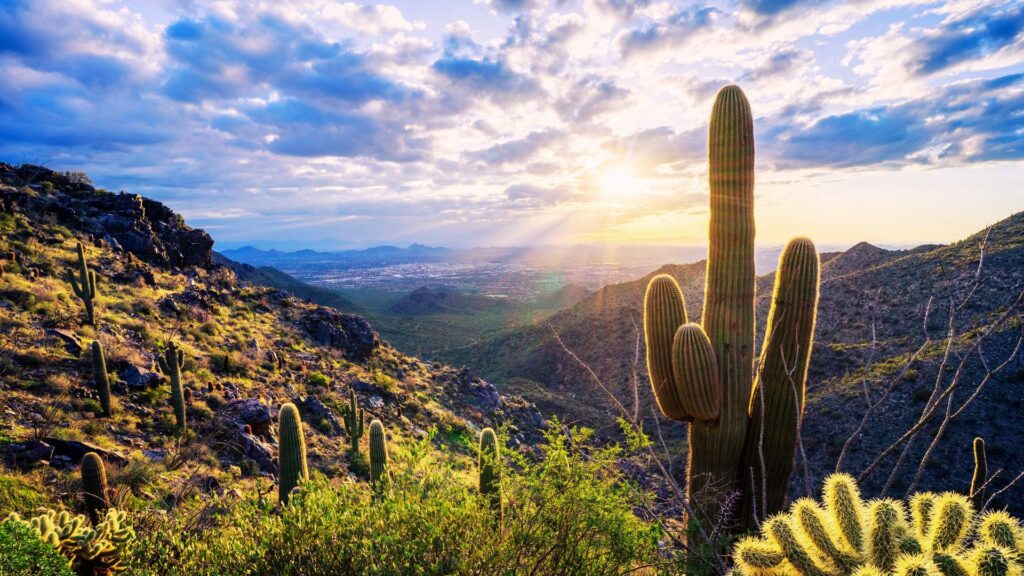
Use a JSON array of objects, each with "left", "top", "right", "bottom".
[
  {"left": 6, "top": 508, "right": 134, "bottom": 574},
  {"left": 157, "top": 341, "right": 187, "bottom": 432},
  {"left": 66, "top": 242, "right": 98, "bottom": 326},
  {"left": 643, "top": 85, "right": 821, "bottom": 530},
  {"left": 733, "top": 473, "right": 1024, "bottom": 576},
  {"left": 341, "top": 388, "right": 364, "bottom": 450}
]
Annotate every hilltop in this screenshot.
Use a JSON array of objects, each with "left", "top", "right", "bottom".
[
  {"left": 0, "top": 163, "right": 543, "bottom": 519},
  {"left": 455, "top": 211, "right": 1024, "bottom": 507}
]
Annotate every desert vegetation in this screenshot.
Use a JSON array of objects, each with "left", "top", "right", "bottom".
[{"left": 0, "top": 85, "right": 1021, "bottom": 576}]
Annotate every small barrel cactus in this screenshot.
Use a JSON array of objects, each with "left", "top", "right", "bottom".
[
  {"left": 80, "top": 452, "right": 109, "bottom": 525},
  {"left": 278, "top": 402, "right": 308, "bottom": 505}
]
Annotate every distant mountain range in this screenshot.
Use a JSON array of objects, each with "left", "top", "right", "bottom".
[{"left": 452, "top": 211, "right": 1024, "bottom": 506}]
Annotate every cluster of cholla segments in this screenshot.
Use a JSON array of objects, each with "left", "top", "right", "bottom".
[{"left": 733, "top": 473, "right": 1024, "bottom": 576}]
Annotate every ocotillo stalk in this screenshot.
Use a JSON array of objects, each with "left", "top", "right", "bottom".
[
  {"left": 743, "top": 236, "right": 820, "bottom": 525},
  {"left": 91, "top": 341, "right": 112, "bottom": 417},
  {"left": 971, "top": 437, "right": 987, "bottom": 510},
  {"left": 157, "top": 341, "right": 187, "bottom": 432},
  {"left": 67, "top": 242, "right": 98, "bottom": 326},
  {"left": 341, "top": 388, "right": 364, "bottom": 450},
  {"left": 81, "top": 452, "right": 109, "bottom": 525},
  {"left": 691, "top": 84, "right": 757, "bottom": 527},
  {"left": 479, "top": 428, "right": 502, "bottom": 519},
  {"left": 278, "top": 403, "right": 308, "bottom": 504},
  {"left": 369, "top": 419, "right": 388, "bottom": 486}
]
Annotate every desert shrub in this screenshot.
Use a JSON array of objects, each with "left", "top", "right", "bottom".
[
  {"left": 0, "top": 521, "right": 75, "bottom": 576},
  {"left": 0, "top": 474, "right": 47, "bottom": 515},
  {"left": 128, "top": 424, "right": 661, "bottom": 576},
  {"left": 306, "top": 371, "right": 330, "bottom": 389}
]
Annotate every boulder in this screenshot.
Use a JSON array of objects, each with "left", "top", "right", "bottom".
[
  {"left": 215, "top": 398, "right": 274, "bottom": 438},
  {"left": 46, "top": 329, "right": 83, "bottom": 357},
  {"left": 293, "top": 396, "right": 342, "bottom": 436},
  {"left": 119, "top": 364, "right": 164, "bottom": 390},
  {"left": 43, "top": 438, "right": 127, "bottom": 465},
  {"left": 300, "top": 308, "right": 378, "bottom": 360}
]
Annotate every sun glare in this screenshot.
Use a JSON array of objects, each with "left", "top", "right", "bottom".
[{"left": 595, "top": 165, "right": 641, "bottom": 201}]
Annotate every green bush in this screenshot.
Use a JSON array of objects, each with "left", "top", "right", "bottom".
[
  {"left": 306, "top": 371, "right": 330, "bottom": 388},
  {"left": 128, "top": 424, "right": 662, "bottom": 576},
  {"left": 0, "top": 521, "right": 75, "bottom": 576}
]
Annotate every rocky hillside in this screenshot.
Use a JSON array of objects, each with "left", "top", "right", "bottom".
[
  {"left": 456, "top": 211, "right": 1024, "bottom": 509},
  {"left": 0, "top": 164, "right": 542, "bottom": 518}
]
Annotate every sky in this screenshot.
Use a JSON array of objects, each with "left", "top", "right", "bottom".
[{"left": 0, "top": 0, "right": 1022, "bottom": 250}]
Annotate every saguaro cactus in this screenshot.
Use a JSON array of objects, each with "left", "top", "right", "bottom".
[
  {"left": 971, "top": 437, "right": 987, "bottom": 510},
  {"left": 67, "top": 242, "right": 98, "bottom": 326},
  {"left": 642, "top": 85, "right": 821, "bottom": 530},
  {"left": 278, "top": 403, "right": 308, "bottom": 504},
  {"left": 743, "top": 236, "right": 820, "bottom": 524},
  {"left": 479, "top": 428, "right": 502, "bottom": 517},
  {"left": 341, "top": 388, "right": 364, "bottom": 450},
  {"left": 91, "top": 341, "right": 112, "bottom": 417},
  {"left": 157, "top": 341, "right": 187, "bottom": 432},
  {"left": 81, "top": 452, "right": 109, "bottom": 525},
  {"left": 369, "top": 419, "right": 388, "bottom": 485}
]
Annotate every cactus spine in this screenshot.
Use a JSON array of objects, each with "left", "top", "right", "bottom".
[
  {"left": 479, "top": 427, "right": 502, "bottom": 518},
  {"left": 67, "top": 242, "right": 97, "bottom": 326},
  {"left": 642, "top": 85, "right": 821, "bottom": 530},
  {"left": 734, "top": 473, "right": 1024, "bottom": 576},
  {"left": 341, "top": 388, "right": 364, "bottom": 450},
  {"left": 80, "top": 452, "right": 109, "bottom": 525},
  {"left": 157, "top": 341, "right": 187, "bottom": 432},
  {"left": 91, "top": 341, "right": 111, "bottom": 417},
  {"left": 971, "top": 437, "right": 987, "bottom": 510},
  {"left": 278, "top": 403, "right": 308, "bottom": 504},
  {"left": 369, "top": 419, "right": 388, "bottom": 486}
]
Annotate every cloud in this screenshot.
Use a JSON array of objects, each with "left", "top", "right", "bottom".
[
  {"left": 505, "top": 182, "right": 576, "bottom": 205},
  {"left": 764, "top": 73, "right": 1024, "bottom": 168},
  {"left": 320, "top": 3, "right": 424, "bottom": 35},
  {"left": 740, "top": 46, "right": 813, "bottom": 82},
  {"left": 602, "top": 127, "right": 705, "bottom": 172},
  {"left": 467, "top": 130, "right": 564, "bottom": 165},
  {"left": 484, "top": 0, "right": 546, "bottom": 13},
  {"left": 908, "top": 2, "right": 1024, "bottom": 76},
  {"left": 739, "top": 0, "right": 827, "bottom": 18},
  {"left": 432, "top": 55, "right": 540, "bottom": 97},
  {"left": 555, "top": 76, "right": 630, "bottom": 122},
  {"left": 618, "top": 5, "right": 720, "bottom": 57}
]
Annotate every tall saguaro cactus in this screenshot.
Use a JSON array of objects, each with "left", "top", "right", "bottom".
[
  {"left": 369, "top": 419, "right": 388, "bottom": 486},
  {"left": 479, "top": 428, "right": 502, "bottom": 519},
  {"left": 642, "top": 85, "right": 821, "bottom": 531},
  {"left": 278, "top": 403, "right": 308, "bottom": 505},
  {"left": 91, "top": 341, "right": 112, "bottom": 417},
  {"left": 81, "top": 452, "right": 109, "bottom": 525},
  {"left": 157, "top": 341, "right": 187, "bottom": 432},
  {"left": 341, "top": 388, "right": 364, "bottom": 450},
  {"left": 67, "top": 242, "right": 98, "bottom": 326}
]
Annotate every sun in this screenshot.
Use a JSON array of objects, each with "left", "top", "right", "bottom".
[{"left": 595, "top": 165, "right": 642, "bottom": 201}]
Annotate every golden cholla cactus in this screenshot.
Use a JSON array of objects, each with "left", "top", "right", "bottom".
[
  {"left": 6, "top": 508, "right": 134, "bottom": 573},
  {"left": 732, "top": 473, "right": 1023, "bottom": 576}
]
